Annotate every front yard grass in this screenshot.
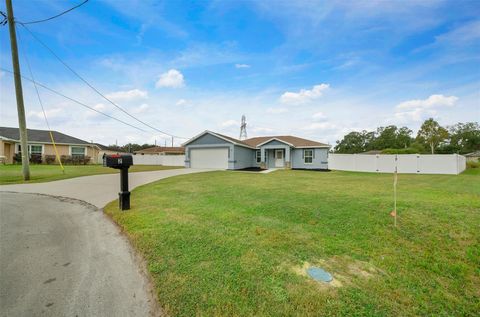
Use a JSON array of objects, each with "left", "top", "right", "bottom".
[
  {"left": 0, "top": 164, "right": 183, "bottom": 185},
  {"left": 105, "top": 169, "right": 479, "bottom": 316}
]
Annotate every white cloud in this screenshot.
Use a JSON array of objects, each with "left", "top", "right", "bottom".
[
  {"left": 302, "top": 121, "right": 337, "bottom": 131},
  {"left": 132, "top": 103, "right": 149, "bottom": 114},
  {"left": 155, "top": 69, "right": 185, "bottom": 88},
  {"left": 105, "top": 89, "right": 148, "bottom": 101},
  {"left": 312, "top": 111, "right": 327, "bottom": 121},
  {"left": 396, "top": 94, "right": 458, "bottom": 110},
  {"left": 235, "top": 63, "right": 251, "bottom": 69},
  {"left": 394, "top": 94, "right": 458, "bottom": 122},
  {"left": 27, "top": 108, "right": 63, "bottom": 120},
  {"left": 251, "top": 126, "right": 274, "bottom": 134},
  {"left": 434, "top": 20, "right": 480, "bottom": 47},
  {"left": 280, "top": 83, "right": 329, "bottom": 105},
  {"left": 85, "top": 103, "right": 107, "bottom": 118},
  {"left": 266, "top": 107, "right": 288, "bottom": 114},
  {"left": 176, "top": 99, "right": 188, "bottom": 106},
  {"left": 220, "top": 120, "right": 239, "bottom": 128}
]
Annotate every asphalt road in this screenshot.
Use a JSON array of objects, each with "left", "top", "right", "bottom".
[
  {"left": 0, "top": 168, "right": 211, "bottom": 316},
  {"left": 0, "top": 192, "right": 152, "bottom": 316}
]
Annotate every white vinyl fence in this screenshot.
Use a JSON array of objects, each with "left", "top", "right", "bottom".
[
  {"left": 132, "top": 154, "right": 185, "bottom": 166},
  {"left": 329, "top": 154, "right": 466, "bottom": 175}
]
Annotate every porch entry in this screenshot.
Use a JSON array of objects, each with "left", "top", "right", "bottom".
[{"left": 274, "top": 149, "right": 284, "bottom": 168}]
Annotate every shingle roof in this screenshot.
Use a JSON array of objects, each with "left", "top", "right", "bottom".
[
  {"left": 134, "top": 146, "right": 185, "bottom": 154},
  {"left": 243, "top": 135, "right": 330, "bottom": 148},
  {"left": 94, "top": 143, "right": 123, "bottom": 151},
  {"left": 212, "top": 132, "right": 252, "bottom": 147},
  {"left": 465, "top": 151, "right": 480, "bottom": 157},
  {"left": 0, "top": 127, "right": 91, "bottom": 145}
]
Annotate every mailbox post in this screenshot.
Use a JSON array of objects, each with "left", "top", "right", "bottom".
[{"left": 103, "top": 154, "right": 133, "bottom": 210}]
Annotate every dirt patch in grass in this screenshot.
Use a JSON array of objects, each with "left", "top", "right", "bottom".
[{"left": 291, "top": 256, "right": 381, "bottom": 289}]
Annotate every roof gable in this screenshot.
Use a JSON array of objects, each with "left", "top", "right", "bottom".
[
  {"left": 256, "top": 138, "right": 294, "bottom": 147},
  {"left": 183, "top": 131, "right": 254, "bottom": 148}
]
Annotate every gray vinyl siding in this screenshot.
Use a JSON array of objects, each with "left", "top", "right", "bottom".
[
  {"left": 261, "top": 139, "right": 289, "bottom": 147},
  {"left": 233, "top": 145, "right": 256, "bottom": 169},
  {"left": 291, "top": 148, "right": 328, "bottom": 169}
]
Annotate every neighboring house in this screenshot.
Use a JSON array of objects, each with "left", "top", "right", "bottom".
[
  {"left": 465, "top": 151, "right": 480, "bottom": 162},
  {"left": 183, "top": 130, "right": 330, "bottom": 170},
  {"left": 0, "top": 127, "right": 99, "bottom": 164},
  {"left": 134, "top": 146, "right": 185, "bottom": 155},
  {"left": 94, "top": 143, "right": 129, "bottom": 164}
]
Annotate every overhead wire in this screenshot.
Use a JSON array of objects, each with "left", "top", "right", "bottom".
[
  {"left": 0, "top": 67, "right": 149, "bottom": 133},
  {"left": 16, "top": 0, "right": 89, "bottom": 25},
  {"left": 18, "top": 29, "right": 65, "bottom": 172},
  {"left": 18, "top": 23, "right": 188, "bottom": 140}
]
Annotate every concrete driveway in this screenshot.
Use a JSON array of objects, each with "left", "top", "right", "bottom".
[
  {"left": 0, "top": 168, "right": 209, "bottom": 208},
  {"left": 0, "top": 168, "right": 210, "bottom": 316}
]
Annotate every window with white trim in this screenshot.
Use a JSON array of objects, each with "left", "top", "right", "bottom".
[
  {"left": 17, "top": 144, "right": 43, "bottom": 155},
  {"left": 304, "top": 149, "right": 313, "bottom": 164},
  {"left": 255, "top": 150, "right": 261, "bottom": 163},
  {"left": 71, "top": 146, "right": 86, "bottom": 157},
  {"left": 30, "top": 145, "right": 42, "bottom": 155}
]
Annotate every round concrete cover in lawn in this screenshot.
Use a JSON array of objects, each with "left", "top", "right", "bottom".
[{"left": 307, "top": 267, "right": 333, "bottom": 283}]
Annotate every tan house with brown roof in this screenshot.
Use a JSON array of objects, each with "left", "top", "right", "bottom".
[
  {"left": 0, "top": 127, "right": 99, "bottom": 164},
  {"left": 183, "top": 130, "right": 330, "bottom": 170}
]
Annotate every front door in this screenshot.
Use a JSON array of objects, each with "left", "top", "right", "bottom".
[{"left": 275, "top": 149, "right": 284, "bottom": 167}]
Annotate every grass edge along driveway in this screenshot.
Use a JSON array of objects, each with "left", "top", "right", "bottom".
[
  {"left": 0, "top": 164, "right": 183, "bottom": 185},
  {"left": 105, "top": 169, "right": 479, "bottom": 316}
]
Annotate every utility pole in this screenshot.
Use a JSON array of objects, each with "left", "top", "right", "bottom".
[
  {"left": 239, "top": 115, "right": 247, "bottom": 140},
  {"left": 6, "top": 0, "right": 30, "bottom": 180},
  {"left": 171, "top": 136, "right": 173, "bottom": 147}
]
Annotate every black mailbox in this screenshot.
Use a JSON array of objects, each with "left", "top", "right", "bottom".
[
  {"left": 103, "top": 154, "right": 133, "bottom": 169},
  {"left": 103, "top": 154, "right": 133, "bottom": 210}
]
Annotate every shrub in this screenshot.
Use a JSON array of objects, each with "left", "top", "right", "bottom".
[
  {"left": 82, "top": 156, "right": 91, "bottom": 165},
  {"left": 60, "top": 155, "right": 72, "bottom": 164},
  {"left": 13, "top": 153, "right": 22, "bottom": 164},
  {"left": 44, "top": 155, "right": 57, "bottom": 164},
  {"left": 29, "top": 154, "right": 43, "bottom": 164},
  {"left": 467, "top": 160, "right": 479, "bottom": 169}
]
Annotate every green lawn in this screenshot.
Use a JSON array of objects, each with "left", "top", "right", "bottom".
[
  {"left": 0, "top": 164, "right": 183, "bottom": 185},
  {"left": 105, "top": 169, "right": 479, "bottom": 316}
]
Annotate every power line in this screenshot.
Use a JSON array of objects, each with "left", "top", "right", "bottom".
[
  {"left": 16, "top": 0, "right": 89, "bottom": 25},
  {"left": 0, "top": 67, "right": 148, "bottom": 133},
  {"left": 19, "top": 29, "right": 66, "bottom": 172},
  {"left": 18, "top": 24, "right": 188, "bottom": 140}
]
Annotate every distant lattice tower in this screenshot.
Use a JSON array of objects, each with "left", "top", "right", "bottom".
[{"left": 239, "top": 115, "right": 247, "bottom": 140}]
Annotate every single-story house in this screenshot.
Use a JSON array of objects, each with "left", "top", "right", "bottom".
[
  {"left": 0, "top": 127, "right": 99, "bottom": 164},
  {"left": 94, "top": 143, "right": 129, "bottom": 164},
  {"left": 183, "top": 130, "right": 330, "bottom": 170},
  {"left": 465, "top": 151, "right": 480, "bottom": 162},
  {"left": 134, "top": 146, "right": 185, "bottom": 155}
]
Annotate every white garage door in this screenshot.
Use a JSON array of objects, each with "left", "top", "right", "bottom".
[{"left": 190, "top": 148, "right": 229, "bottom": 169}]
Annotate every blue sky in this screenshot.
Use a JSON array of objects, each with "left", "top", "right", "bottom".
[{"left": 1, "top": 0, "right": 479, "bottom": 146}]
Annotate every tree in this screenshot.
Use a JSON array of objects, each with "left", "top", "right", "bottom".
[
  {"left": 416, "top": 118, "right": 449, "bottom": 154},
  {"left": 334, "top": 130, "right": 373, "bottom": 153},
  {"left": 448, "top": 122, "right": 480, "bottom": 154},
  {"left": 374, "top": 126, "right": 398, "bottom": 149},
  {"left": 397, "top": 127, "right": 414, "bottom": 148}
]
